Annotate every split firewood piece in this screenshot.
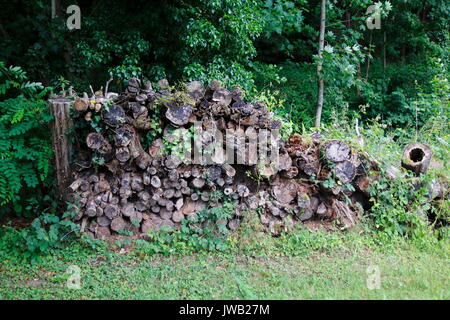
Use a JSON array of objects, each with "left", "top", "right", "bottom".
[
  {"left": 175, "top": 198, "right": 184, "bottom": 211},
  {"left": 104, "top": 204, "right": 120, "bottom": 219},
  {"left": 97, "top": 216, "right": 111, "bottom": 227},
  {"left": 74, "top": 98, "right": 88, "bottom": 112},
  {"left": 135, "top": 94, "right": 148, "bottom": 105},
  {"left": 135, "top": 201, "right": 148, "bottom": 212},
  {"left": 296, "top": 157, "right": 320, "bottom": 176},
  {"left": 240, "top": 114, "right": 259, "bottom": 126},
  {"left": 163, "top": 188, "right": 175, "bottom": 199},
  {"left": 141, "top": 215, "right": 162, "bottom": 233},
  {"left": 102, "top": 104, "right": 126, "bottom": 127},
  {"left": 236, "top": 185, "right": 250, "bottom": 198},
  {"left": 190, "top": 193, "right": 199, "bottom": 201},
  {"left": 119, "top": 186, "right": 132, "bottom": 200},
  {"left": 321, "top": 139, "right": 351, "bottom": 163},
  {"left": 116, "top": 147, "right": 131, "bottom": 163},
  {"left": 150, "top": 176, "right": 162, "bottom": 188},
  {"left": 147, "top": 166, "right": 158, "bottom": 175},
  {"left": 267, "top": 202, "right": 283, "bottom": 217},
  {"left": 191, "top": 177, "right": 206, "bottom": 189},
  {"left": 165, "top": 155, "right": 182, "bottom": 169},
  {"left": 401, "top": 142, "right": 433, "bottom": 175},
  {"left": 143, "top": 173, "right": 151, "bottom": 185},
  {"left": 271, "top": 180, "right": 298, "bottom": 204},
  {"left": 127, "top": 126, "right": 145, "bottom": 158},
  {"left": 181, "top": 186, "right": 191, "bottom": 195},
  {"left": 92, "top": 177, "right": 110, "bottom": 195},
  {"left": 191, "top": 167, "right": 201, "bottom": 178},
  {"left": 85, "top": 200, "right": 97, "bottom": 217},
  {"left": 110, "top": 217, "right": 128, "bottom": 232},
  {"left": 143, "top": 81, "right": 153, "bottom": 94},
  {"left": 160, "top": 208, "right": 173, "bottom": 220},
  {"left": 316, "top": 202, "right": 328, "bottom": 217},
  {"left": 68, "top": 178, "right": 84, "bottom": 192},
  {"left": 138, "top": 191, "right": 151, "bottom": 202},
  {"left": 186, "top": 81, "right": 205, "bottom": 100},
  {"left": 172, "top": 210, "right": 184, "bottom": 223},
  {"left": 135, "top": 152, "right": 151, "bottom": 170},
  {"left": 299, "top": 195, "right": 318, "bottom": 221},
  {"left": 166, "top": 104, "right": 193, "bottom": 126},
  {"left": 162, "top": 178, "right": 172, "bottom": 189},
  {"left": 221, "top": 163, "right": 236, "bottom": 177},
  {"left": 121, "top": 203, "right": 135, "bottom": 218},
  {"left": 150, "top": 205, "right": 160, "bottom": 213},
  {"left": 212, "top": 89, "right": 232, "bottom": 106},
  {"left": 132, "top": 116, "right": 154, "bottom": 130},
  {"left": 179, "top": 178, "right": 188, "bottom": 188},
  {"left": 86, "top": 132, "right": 112, "bottom": 154},
  {"left": 132, "top": 104, "right": 149, "bottom": 120},
  {"left": 216, "top": 178, "right": 225, "bottom": 187},
  {"left": 204, "top": 166, "right": 222, "bottom": 181},
  {"left": 332, "top": 199, "right": 357, "bottom": 229},
  {"left": 181, "top": 199, "right": 206, "bottom": 215},
  {"left": 79, "top": 180, "right": 90, "bottom": 193},
  {"left": 278, "top": 153, "right": 293, "bottom": 171},
  {"left": 332, "top": 160, "right": 356, "bottom": 184},
  {"left": 114, "top": 127, "right": 133, "bottom": 147},
  {"left": 205, "top": 80, "right": 222, "bottom": 100},
  {"left": 230, "top": 87, "right": 243, "bottom": 102},
  {"left": 126, "top": 78, "right": 141, "bottom": 94},
  {"left": 88, "top": 174, "right": 99, "bottom": 184},
  {"left": 131, "top": 174, "right": 144, "bottom": 192},
  {"left": 168, "top": 169, "right": 179, "bottom": 182}
]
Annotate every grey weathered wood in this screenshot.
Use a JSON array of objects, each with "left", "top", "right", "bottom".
[{"left": 50, "top": 98, "right": 73, "bottom": 200}]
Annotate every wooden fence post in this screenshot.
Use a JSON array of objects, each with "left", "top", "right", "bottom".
[{"left": 49, "top": 98, "right": 73, "bottom": 201}]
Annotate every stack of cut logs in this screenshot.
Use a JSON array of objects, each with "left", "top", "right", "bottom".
[{"left": 67, "top": 78, "right": 379, "bottom": 239}]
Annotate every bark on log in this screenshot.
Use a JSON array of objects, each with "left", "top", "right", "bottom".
[
  {"left": 401, "top": 142, "right": 433, "bottom": 175},
  {"left": 333, "top": 160, "right": 356, "bottom": 184},
  {"left": 50, "top": 99, "right": 73, "bottom": 200}
]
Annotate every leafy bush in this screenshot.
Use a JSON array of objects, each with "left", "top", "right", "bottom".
[
  {"left": 136, "top": 195, "right": 236, "bottom": 255},
  {"left": 0, "top": 62, "right": 54, "bottom": 218},
  {"left": 318, "top": 99, "right": 449, "bottom": 241},
  {"left": 0, "top": 202, "right": 105, "bottom": 263}
]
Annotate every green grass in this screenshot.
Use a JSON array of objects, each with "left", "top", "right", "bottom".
[{"left": 1, "top": 231, "right": 449, "bottom": 300}]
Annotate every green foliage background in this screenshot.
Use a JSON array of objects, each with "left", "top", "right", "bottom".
[
  {"left": 0, "top": 62, "right": 54, "bottom": 217},
  {"left": 1, "top": 0, "right": 448, "bottom": 125}
]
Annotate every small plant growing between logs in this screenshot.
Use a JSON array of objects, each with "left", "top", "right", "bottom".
[{"left": 140, "top": 197, "right": 236, "bottom": 255}]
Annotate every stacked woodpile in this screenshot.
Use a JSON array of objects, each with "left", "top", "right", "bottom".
[{"left": 67, "top": 78, "right": 378, "bottom": 239}]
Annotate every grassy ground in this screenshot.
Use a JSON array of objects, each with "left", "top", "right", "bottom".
[{"left": 1, "top": 231, "right": 449, "bottom": 300}]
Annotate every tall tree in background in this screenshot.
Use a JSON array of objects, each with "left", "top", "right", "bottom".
[{"left": 315, "top": 0, "right": 326, "bottom": 128}]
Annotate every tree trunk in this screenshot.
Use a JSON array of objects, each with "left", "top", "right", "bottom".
[
  {"left": 365, "top": 30, "right": 373, "bottom": 81},
  {"left": 315, "top": 0, "right": 327, "bottom": 128},
  {"left": 50, "top": 98, "right": 73, "bottom": 200}
]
